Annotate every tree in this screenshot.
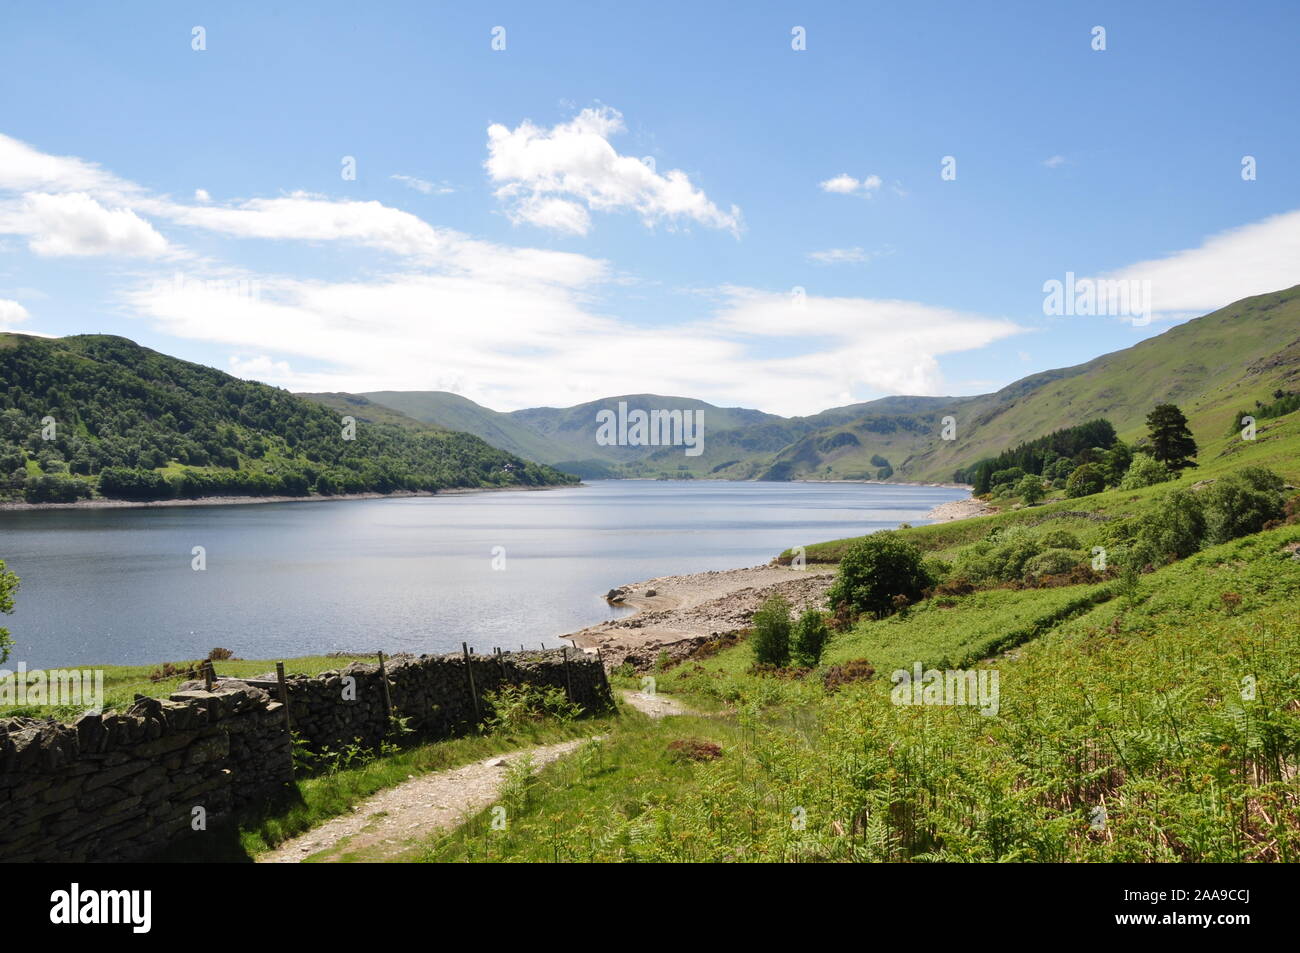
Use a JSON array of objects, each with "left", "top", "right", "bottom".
[
  {"left": 0, "top": 560, "right": 17, "bottom": 663},
  {"left": 1066, "top": 463, "right": 1106, "bottom": 498},
  {"left": 1118, "top": 452, "right": 1173, "bottom": 490},
  {"left": 791, "top": 609, "right": 832, "bottom": 667},
  {"left": 826, "top": 532, "right": 933, "bottom": 619},
  {"left": 1015, "top": 474, "right": 1046, "bottom": 503},
  {"left": 750, "top": 593, "right": 792, "bottom": 666},
  {"left": 1101, "top": 442, "right": 1133, "bottom": 487},
  {"left": 1201, "top": 466, "right": 1286, "bottom": 545},
  {"left": 1136, "top": 489, "right": 1205, "bottom": 562},
  {"left": 1146, "top": 403, "right": 1198, "bottom": 472}
]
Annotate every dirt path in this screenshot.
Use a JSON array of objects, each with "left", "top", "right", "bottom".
[
  {"left": 620, "top": 689, "right": 696, "bottom": 718},
  {"left": 258, "top": 737, "right": 593, "bottom": 864}
]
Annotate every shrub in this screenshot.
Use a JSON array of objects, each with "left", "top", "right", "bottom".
[
  {"left": 750, "top": 593, "right": 792, "bottom": 666},
  {"left": 826, "top": 532, "right": 933, "bottom": 619},
  {"left": 952, "top": 525, "right": 1043, "bottom": 584},
  {"left": 1023, "top": 548, "right": 1080, "bottom": 579},
  {"left": 1118, "top": 452, "right": 1173, "bottom": 490},
  {"left": 1037, "top": 529, "right": 1082, "bottom": 550},
  {"left": 791, "top": 608, "right": 832, "bottom": 667},
  {"left": 1066, "top": 463, "right": 1106, "bottom": 498},
  {"left": 1135, "top": 489, "right": 1205, "bottom": 562},
  {"left": 484, "top": 684, "right": 582, "bottom": 730},
  {"left": 23, "top": 473, "right": 91, "bottom": 503},
  {"left": 1015, "top": 474, "right": 1046, "bottom": 503},
  {"left": 1201, "top": 467, "right": 1286, "bottom": 545},
  {"left": 207, "top": 647, "right": 235, "bottom": 661},
  {"left": 822, "top": 658, "right": 876, "bottom": 692},
  {"left": 667, "top": 739, "right": 723, "bottom": 762}
]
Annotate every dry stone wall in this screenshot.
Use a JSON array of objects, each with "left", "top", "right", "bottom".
[{"left": 0, "top": 648, "right": 611, "bottom": 862}]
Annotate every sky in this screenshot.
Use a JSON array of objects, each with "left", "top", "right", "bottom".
[{"left": 1, "top": 1, "right": 1299, "bottom": 417}]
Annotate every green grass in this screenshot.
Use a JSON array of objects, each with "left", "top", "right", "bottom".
[{"left": 410, "top": 709, "right": 745, "bottom": 863}]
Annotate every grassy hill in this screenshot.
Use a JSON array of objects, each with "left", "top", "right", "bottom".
[
  {"left": 358, "top": 390, "right": 559, "bottom": 465},
  {"left": 0, "top": 334, "right": 576, "bottom": 503}
]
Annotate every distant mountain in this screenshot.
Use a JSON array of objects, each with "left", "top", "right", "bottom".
[
  {"left": 0, "top": 335, "right": 576, "bottom": 503},
  {"left": 358, "top": 390, "right": 558, "bottom": 464},
  {"left": 312, "top": 285, "right": 1300, "bottom": 485},
  {"left": 355, "top": 391, "right": 781, "bottom": 469}
]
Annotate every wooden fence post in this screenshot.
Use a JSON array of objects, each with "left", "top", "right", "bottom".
[
  {"left": 462, "top": 642, "right": 480, "bottom": 724},
  {"left": 275, "top": 661, "right": 291, "bottom": 731},
  {"left": 495, "top": 646, "right": 508, "bottom": 681},
  {"left": 377, "top": 651, "right": 394, "bottom": 730},
  {"left": 203, "top": 660, "right": 215, "bottom": 692},
  {"left": 562, "top": 646, "right": 575, "bottom": 704}
]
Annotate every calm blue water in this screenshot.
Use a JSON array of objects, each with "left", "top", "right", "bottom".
[{"left": 0, "top": 480, "right": 966, "bottom": 668}]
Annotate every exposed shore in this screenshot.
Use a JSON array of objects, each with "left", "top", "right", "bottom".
[
  {"left": 569, "top": 490, "right": 991, "bottom": 670},
  {"left": 0, "top": 483, "right": 568, "bottom": 512}
]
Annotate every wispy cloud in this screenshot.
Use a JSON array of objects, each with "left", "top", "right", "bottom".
[
  {"left": 391, "top": 174, "right": 454, "bottom": 195},
  {"left": 819, "top": 173, "right": 882, "bottom": 197},
  {"left": 1097, "top": 208, "right": 1300, "bottom": 321},
  {"left": 806, "top": 247, "right": 873, "bottom": 265},
  {"left": 1043, "top": 155, "right": 1067, "bottom": 169}
]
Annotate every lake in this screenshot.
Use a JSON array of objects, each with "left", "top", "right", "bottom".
[{"left": 0, "top": 480, "right": 968, "bottom": 668}]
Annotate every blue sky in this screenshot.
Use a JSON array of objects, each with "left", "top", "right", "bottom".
[{"left": 1, "top": 1, "right": 1298, "bottom": 416}]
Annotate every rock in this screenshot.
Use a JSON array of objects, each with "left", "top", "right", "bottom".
[{"left": 646, "top": 588, "right": 657, "bottom": 597}]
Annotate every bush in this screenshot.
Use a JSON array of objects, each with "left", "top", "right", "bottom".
[
  {"left": 23, "top": 473, "right": 91, "bottom": 503},
  {"left": 1135, "top": 489, "right": 1205, "bottom": 562},
  {"left": 952, "top": 525, "right": 1042, "bottom": 584},
  {"left": 1015, "top": 474, "right": 1046, "bottom": 503},
  {"left": 750, "top": 593, "right": 793, "bottom": 666},
  {"left": 1023, "top": 548, "right": 1080, "bottom": 579},
  {"left": 791, "top": 609, "right": 832, "bottom": 667},
  {"left": 1119, "top": 452, "right": 1173, "bottom": 490},
  {"left": 1065, "top": 463, "right": 1106, "bottom": 498},
  {"left": 1201, "top": 467, "right": 1286, "bottom": 545},
  {"left": 1037, "top": 529, "right": 1082, "bottom": 550},
  {"left": 826, "top": 532, "right": 933, "bottom": 619}
]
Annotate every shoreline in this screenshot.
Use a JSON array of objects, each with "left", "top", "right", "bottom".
[
  {"left": 0, "top": 482, "right": 571, "bottom": 513},
  {"left": 564, "top": 490, "right": 992, "bottom": 669}
]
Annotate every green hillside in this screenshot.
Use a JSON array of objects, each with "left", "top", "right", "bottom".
[
  {"left": 623, "top": 285, "right": 1300, "bottom": 483},
  {"left": 359, "top": 390, "right": 559, "bottom": 465},
  {"left": 0, "top": 334, "right": 576, "bottom": 504}
]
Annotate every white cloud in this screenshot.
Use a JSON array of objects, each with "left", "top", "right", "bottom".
[
  {"left": 126, "top": 271, "right": 1023, "bottom": 416},
  {"left": 807, "top": 247, "right": 872, "bottom": 265},
  {"left": 391, "top": 174, "right": 454, "bottom": 195},
  {"left": 0, "top": 298, "right": 30, "bottom": 329},
  {"left": 195, "top": 189, "right": 211, "bottom": 203},
  {"left": 1044, "top": 155, "right": 1067, "bottom": 168},
  {"left": 3, "top": 191, "right": 169, "bottom": 257},
  {"left": 0, "top": 133, "right": 136, "bottom": 196},
  {"left": 485, "top": 107, "right": 742, "bottom": 236},
  {"left": 1098, "top": 208, "right": 1300, "bottom": 320},
  {"left": 229, "top": 354, "right": 294, "bottom": 382},
  {"left": 819, "top": 173, "right": 882, "bottom": 196}
]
